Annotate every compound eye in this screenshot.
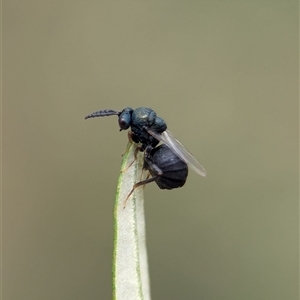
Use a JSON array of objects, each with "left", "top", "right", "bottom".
[
  {"left": 118, "top": 116, "right": 130, "bottom": 130},
  {"left": 118, "top": 108, "right": 133, "bottom": 130}
]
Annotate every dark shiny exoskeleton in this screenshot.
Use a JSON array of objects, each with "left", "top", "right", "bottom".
[
  {"left": 84, "top": 107, "right": 166, "bottom": 152},
  {"left": 144, "top": 144, "right": 188, "bottom": 189},
  {"left": 84, "top": 106, "right": 206, "bottom": 203}
]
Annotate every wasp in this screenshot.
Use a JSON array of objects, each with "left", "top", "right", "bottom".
[{"left": 84, "top": 107, "right": 206, "bottom": 203}]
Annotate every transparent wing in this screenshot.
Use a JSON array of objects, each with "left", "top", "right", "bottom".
[{"left": 147, "top": 129, "right": 207, "bottom": 176}]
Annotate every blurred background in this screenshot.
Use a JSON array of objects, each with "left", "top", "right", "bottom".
[{"left": 3, "top": 1, "right": 298, "bottom": 299}]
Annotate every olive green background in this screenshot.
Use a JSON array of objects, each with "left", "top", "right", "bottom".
[{"left": 3, "top": 1, "right": 298, "bottom": 300}]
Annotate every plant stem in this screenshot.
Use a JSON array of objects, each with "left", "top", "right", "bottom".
[{"left": 112, "top": 143, "right": 151, "bottom": 300}]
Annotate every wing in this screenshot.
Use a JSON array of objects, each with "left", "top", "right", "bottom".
[{"left": 147, "top": 129, "right": 207, "bottom": 176}]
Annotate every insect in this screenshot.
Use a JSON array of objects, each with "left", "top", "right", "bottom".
[
  {"left": 124, "top": 144, "right": 189, "bottom": 203},
  {"left": 84, "top": 107, "right": 206, "bottom": 203}
]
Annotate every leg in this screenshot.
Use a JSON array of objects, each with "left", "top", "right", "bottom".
[
  {"left": 123, "top": 176, "right": 158, "bottom": 208},
  {"left": 121, "top": 131, "right": 134, "bottom": 157},
  {"left": 123, "top": 162, "right": 163, "bottom": 208},
  {"left": 121, "top": 146, "right": 143, "bottom": 173}
]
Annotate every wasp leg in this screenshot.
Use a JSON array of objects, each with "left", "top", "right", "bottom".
[
  {"left": 121, "top": 131, "right": 134, "bottom": 157},
  {"left": 123, "top": 176, "right": 158, "bottom": 208},
  {"left": 120, "top": 146, "right": 143, "bottom": 173},
  {"left": 123, "top": 164, "right": 163, "bottom": 208}
]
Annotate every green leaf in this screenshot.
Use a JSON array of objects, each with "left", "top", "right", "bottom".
[{"left": 112, "top": 142, "right": 151, "bottom": 300}]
